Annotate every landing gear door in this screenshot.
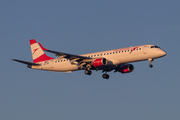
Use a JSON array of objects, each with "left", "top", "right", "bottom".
[{"left": 143, "top": 46, "right": 147, "bottom": 54}]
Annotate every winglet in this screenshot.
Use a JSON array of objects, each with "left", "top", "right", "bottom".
[{"left": 38, "top": 42, "right": 48, "bottom": 51}]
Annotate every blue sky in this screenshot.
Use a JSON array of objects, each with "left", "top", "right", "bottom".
[{"left": 0, "top": 0, "right": 180, "bottom": 120}]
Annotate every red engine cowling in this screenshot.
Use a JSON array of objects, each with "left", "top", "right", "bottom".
[
  {"left": 92, "top": 58, "right": 107, "bottom": 68},
  {"left": 119, "top": 64, "right": 134, "bottom": 73}
]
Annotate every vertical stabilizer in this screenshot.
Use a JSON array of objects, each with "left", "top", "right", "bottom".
[{"left": 30, "top": 39, "right": 54, "bottom": 63}]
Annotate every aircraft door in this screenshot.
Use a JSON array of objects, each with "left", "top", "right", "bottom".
[
  {"left": 143, "top": 46, "right": 147, "bottom": 54},
  {"left": 50, "top": 60, "right": 54, "bottom": 68}
]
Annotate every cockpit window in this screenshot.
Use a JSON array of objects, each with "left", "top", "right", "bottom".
[{"left": 151, "top": 46, "right": 160, "bottom": 48}]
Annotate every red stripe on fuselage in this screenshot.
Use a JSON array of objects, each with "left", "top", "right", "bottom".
[
  {"left": 30, "top": 39, "right": 37, "bottom": 45},
  {"left": 33, "top": 53, "right": 54, "bottom": 63}
]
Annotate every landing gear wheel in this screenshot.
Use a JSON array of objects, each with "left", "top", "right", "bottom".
[
  {"left": 88, "top": 71, "right": 92, "bottom": 75},
  {"left": 102, "top": 74, "right": 106, "bottom": 78},
  {"left": 105, "top": 74, "right": 109, "bottom": 79},
  {"left": 85, "top": 70, "right": 92, "bottom": 75},
  {"left": 85, "top": 70, "right": 89, "bottom": 74},
  {"left": 149, "top": 64, "right": 153, "bottom": 68},
  {"left": 102, "top": 74, "right": 109, "bottom": 79},
  {"left": 148, "top": 58, "right": 154, "bottom": 68}
]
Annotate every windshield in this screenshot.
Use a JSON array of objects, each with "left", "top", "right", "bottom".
[{"left": 150, "top": 46, "right": 160, "bottom": 48}]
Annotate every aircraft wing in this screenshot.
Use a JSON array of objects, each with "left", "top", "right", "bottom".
[{"left": 38, "top": 42, "right": 93, "bottom": 67}]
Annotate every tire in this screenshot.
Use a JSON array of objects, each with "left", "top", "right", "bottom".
[
  {"left": 88, "top": 71, "right": 92, "bottom": 75},
  {"left": 85, "top": 70, "right": 89, "bottom": 75},
  {"left": 105, "top": 74, "right": 109, "bottom": 79},
  {"left": 102, "top": 74, "right": 106, "bottom": 79},
  {"left": 149, "top": 64, "right": 153, "bottom": 68},
  {"left": 102, "top": 74, "right": 109, "bottom": 79}
]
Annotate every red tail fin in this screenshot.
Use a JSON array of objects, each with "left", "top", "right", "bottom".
[{"left": 30, "top": 39, "right": 54, "bottom": 63}]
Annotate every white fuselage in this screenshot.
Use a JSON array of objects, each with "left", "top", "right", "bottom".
[{"left": 31, "top": 44, "right": 166, "bottom": 72}]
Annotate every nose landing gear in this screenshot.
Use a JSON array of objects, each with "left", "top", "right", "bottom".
[
  {"left": 148, "top": 58, "right": 154, "bottom": 68},
  {"left": 149, "top": 64, "right": 153, "bottom": 68}
]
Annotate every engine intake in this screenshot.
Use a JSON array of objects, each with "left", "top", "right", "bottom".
[
  {"left": 92, "top": 58, "right": 107, "bottom": 68},
  {"left": 119, "top": 64, "right": 134, "bottom": 73}
]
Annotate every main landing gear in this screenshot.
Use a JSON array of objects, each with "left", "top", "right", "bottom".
[
  {"left": 85, "top": 70, "right": 92, "bottom": 75},
  {"left": 148, "top": 58, "right": 154, "bottom": 68},
  {"left": 84, "top": 69, "right": 110, "bottom": 79},
  {"left": 102, "top": 73, "right": 109, "bottom": 79}
]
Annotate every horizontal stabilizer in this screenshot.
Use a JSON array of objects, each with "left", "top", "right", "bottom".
[{"left": 12, "top": 59, "right": 41, "bottom": 66}]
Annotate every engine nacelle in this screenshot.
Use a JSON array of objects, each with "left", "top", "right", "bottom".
[
  {"left": 118, "top": 64, "right": 134, "bottom": 73},
  {"left": 92, "top": 58, "right": 107, "bottom": 68}
]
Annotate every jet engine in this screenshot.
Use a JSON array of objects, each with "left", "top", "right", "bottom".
[
  {"left": 92, "top": 58, "right": 107, "bottom": 67},
  {"left": 118, "top": 64, "right": 134, "bottom": 73}
]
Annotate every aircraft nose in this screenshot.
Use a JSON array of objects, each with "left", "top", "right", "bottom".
[{"left": 160, "top": 50, "right": 167, "bottom": 56}]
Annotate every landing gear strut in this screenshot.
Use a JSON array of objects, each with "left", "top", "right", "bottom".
[
  {"left": 85, "top": 70, "right": 92, "bottom": 75},
  {"left": 102, "top": 73, "right": 109, "bottom": 79},
  {"left": 148, "top": 58, "right": 154, "bottom": 68}
]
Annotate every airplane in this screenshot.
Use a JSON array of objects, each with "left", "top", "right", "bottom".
[{"left": 12, "top": 39, "right": 167, "bottom": 79}]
